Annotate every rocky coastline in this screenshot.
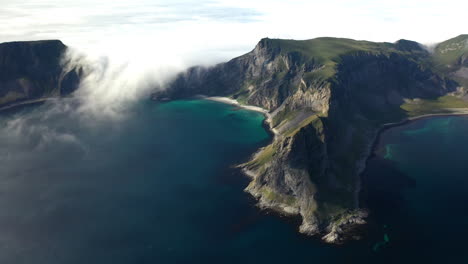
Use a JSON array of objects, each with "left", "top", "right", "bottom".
[
  {"left": 151, "top": 35, "right": 468, "bottom": 244},
  {"left": 207, "top": 96, "right": 370, "bottom": 244}
]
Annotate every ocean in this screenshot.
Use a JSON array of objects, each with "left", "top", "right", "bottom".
[{"left": 0, "top": 99, "right": 466, "bottom": 263}]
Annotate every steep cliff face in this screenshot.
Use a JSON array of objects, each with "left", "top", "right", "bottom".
[
  {"left": 155, "top": 36, "right": 465, "bottom": 243},
  {"left": 0, "top": 40, "right": 81, "bottom": 107},
  {"left": 154, "top": 39, "right": 331, "bottom": 113}
]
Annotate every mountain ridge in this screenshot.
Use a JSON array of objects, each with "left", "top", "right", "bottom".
[{"left": 154, "top": 34, "right": 468, "bottom": 243}]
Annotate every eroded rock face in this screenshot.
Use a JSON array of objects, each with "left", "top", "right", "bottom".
[
  {"left": 156, "top": 36, "right": 462, "bottom": 243},
  {"left": 0, "top": 40, "right": 81, "bottom": 107},
  {"left": 246, "top": 118, "right": 327, "bottom": 236},
  {"left": 322, "top": 210, "right": 369, "bottom": 244}
]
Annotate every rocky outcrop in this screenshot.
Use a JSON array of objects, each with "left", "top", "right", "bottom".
[
  {"left": 155, "top": 36, "right": 465, "bottom": 243},
  {"left": 0, "top": 40, "right": 81, "bottom": 108},
  {"left": 245, "top": 115, "right": 326, "bottom": 235}
]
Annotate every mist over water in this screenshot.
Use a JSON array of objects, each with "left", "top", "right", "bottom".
[{"left": 0, "top": 99, "right": 273, "bottom": 263}]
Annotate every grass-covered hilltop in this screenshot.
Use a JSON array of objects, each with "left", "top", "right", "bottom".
[{"left": 153, "top": 35, "right": 468, "bottom": 243}]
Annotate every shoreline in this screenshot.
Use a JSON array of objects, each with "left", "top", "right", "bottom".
[
  {"left": 202, "top": 97, "right": 296, "bottom": 215},
  {"left": 358, "top": 109, "right": 468, "bottom": 208},
  {"left": 368, "top": 110, "right": 468, "bottom": 161},
  {"left": 203, "top": 96, "right": 279, "bottom": 175},
  {"left": 161, "top": 96, "right": 468, "bottom": 243},
  {"left": 203, "top": 96, "right": 279, "bottom": 137}
]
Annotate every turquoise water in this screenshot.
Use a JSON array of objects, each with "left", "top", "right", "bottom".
[
  {"left": 0, "top": 99, "right": 344, "bottom": 264},
  {"left": 1, "top": 99, "right": 467, "bottom": 263}
]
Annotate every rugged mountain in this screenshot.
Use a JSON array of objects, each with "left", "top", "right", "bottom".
[
  {"left": 0, "top": 40, "right": 81, "bottom": 108},
  {"left": 157, "top": 35, "right": 468, "bottom": 243}
]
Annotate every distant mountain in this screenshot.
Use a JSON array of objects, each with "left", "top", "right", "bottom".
[
  {"left": 0, "top": 40, "right": 81, "bottom": 108},
  {"left": 433, "top": 34, "right": 468, "bottom": 68},
  {"left": 154, "top": 35, "right": 468, "bottom": 243},
  {"left": 432, "top": 35, "right": 468, "bottom": 87}
]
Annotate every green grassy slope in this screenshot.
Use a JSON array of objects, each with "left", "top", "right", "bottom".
[
  {"left": 432, "top": 34, "right": 468, "bottom": 71},
  {"left": 262, "top": 37, "right": 427, "bottom": 81}
]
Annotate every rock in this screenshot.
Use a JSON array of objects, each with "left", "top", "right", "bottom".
[
  {"left": 322, "top": 210, "right": 369, "bottom": 244},
  {"left": 0, "top": 40, "right": 82, "bottom": 108}
]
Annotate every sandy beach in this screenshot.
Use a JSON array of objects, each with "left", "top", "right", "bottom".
[
  {"left": 205, "top": 96, "right": 268, "bottom": 113},
  {"left": 204, "top": 96, "right": 279, "bottom": 136}
]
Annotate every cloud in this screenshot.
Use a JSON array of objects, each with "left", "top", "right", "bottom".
[
  {"left": 61, "top": 41, "right": 194, "bottom": 119},
  {"left": 1, "top": 0, "right": 467, "bottom": 46},
  {"left": 0, "top": 100, "right": 89, "bottom": 167}
]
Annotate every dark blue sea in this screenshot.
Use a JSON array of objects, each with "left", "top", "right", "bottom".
[{"left": 0, "top": 99, "right": 467, "bottom": 263}]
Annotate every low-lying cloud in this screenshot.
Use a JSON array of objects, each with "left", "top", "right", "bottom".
[{"left": 63, "top": 46, "right": 187, "bottom": 118}]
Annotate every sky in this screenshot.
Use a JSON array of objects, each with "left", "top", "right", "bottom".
[
  {"left": 1, "top": 0, "right": 467, "bottom": 60},
  {"left": 0, "top": 0, "right": 466, "bottom": 116}
]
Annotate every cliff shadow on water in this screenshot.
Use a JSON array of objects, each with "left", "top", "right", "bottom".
[{"left": 358, "top": 115, "right": 468, "bottom": 262}]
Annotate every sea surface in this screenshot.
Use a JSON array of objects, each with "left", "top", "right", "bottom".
[
  {"left": 0, "top": 99, "right": 467, "bottom": 263},
  {"left": 362, "top": 116, "right": 468, "bottom": 263}
]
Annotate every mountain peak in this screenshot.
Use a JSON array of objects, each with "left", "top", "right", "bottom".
[{"left": 394, "top": 39, "right": 426, "bottom": 52}]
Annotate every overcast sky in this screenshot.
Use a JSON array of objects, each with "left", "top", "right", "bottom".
[{"left": 1, "top": 0, "right": 467, "bottom": 61}]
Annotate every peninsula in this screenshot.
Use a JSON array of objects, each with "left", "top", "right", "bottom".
[{"left": 153, "top": 35, "right": 468, "bottom": 243}]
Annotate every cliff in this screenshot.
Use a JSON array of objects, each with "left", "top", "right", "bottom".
[
  {"left": 0, "top": 40, "right": 81, "bottom": 108},
  {"left": 155, "top": 35, "right": 468, "bottom": 243}
]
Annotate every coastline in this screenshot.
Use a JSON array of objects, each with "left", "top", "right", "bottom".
[
  {"left": 204, "top": 96, "right": 375, "bottom": 243},
  {"left": 162, "top": 96, "right": 468, "bottom": 243},
  {"left": 203, "top": 96, "right": 277, "bottom": 180},
  {"left": 358, "top": 108, "right": 468, "bottom": 208},
  {"left": 203, "top": 96, "right": 279, "bottom": 172},
  {"left": 202, "top": 97, "right": 298, "bottom": 215},
  {"left": 367, "top": 109, "right": 468, "bottom": 162},
  {"left": 204, "top": 96, "right": 279, "bottom": 137}
]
